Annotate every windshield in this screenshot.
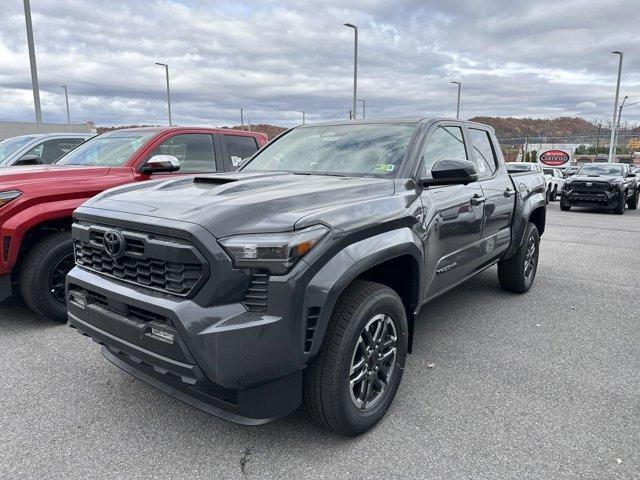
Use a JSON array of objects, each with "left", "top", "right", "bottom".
[
  {"left": 56, "top": 131, "right": 157, "bottom": 167},
  {"left": 543, "top": 168, "right": 554, "bottom": 175},
  {"left": 577, "top": 164, "right": 624, "bottom": 176},
  {"left": 243, "top": 123, "right": 416, "bottom": 176},
  {"left": 0, "top": 136, "right": 38, "bottom": 162}
]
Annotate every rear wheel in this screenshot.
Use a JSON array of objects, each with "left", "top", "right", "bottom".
[
  {"left": 613, "top": 191, "right": 625, "bottom": 215},
  {"left": 560, "top": 202, "right": 571, "bottom": 211},
  {"left": 498, "top": 223, "right": 540, "bottom": 294},
  {"left": 303, "top": 280, "right": 408, "bottom": 436},
  {"left": 19, "top": 231, "right": 74, "bottom": 323},
  {"left": 627, "top": 189, "right": 638, "bottom": 210}
]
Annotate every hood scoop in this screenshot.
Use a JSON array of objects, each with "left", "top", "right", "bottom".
[{"left": 194, "top": 176, "right": 240, "bottom": 185}]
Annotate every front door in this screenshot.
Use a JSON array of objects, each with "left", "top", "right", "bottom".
[{"left": 417, "top": 123, "right": 485, "bottom": 299}]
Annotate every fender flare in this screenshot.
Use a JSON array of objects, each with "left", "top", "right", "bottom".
[
  {"left": 301, "top": 227, "right": 424, "bottom": 359},
  {"left": 504, "top": 193, "right": 546, "bottom": 259}
]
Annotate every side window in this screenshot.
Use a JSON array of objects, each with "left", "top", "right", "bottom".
[
  {"left": 469, "top": 128, "right": 498, "bottom": 178},
  {"left": 420, "top": 126, "right": 467, "bottom": 176},
  {"left": 22, "top": 138, "right": 85, "bottom": 164},
  {"left": 223, "top": 135, "right": 259, "bottom": 168},
  {"left": 148, "top": 134, "right": 216, "bottom": 173}
]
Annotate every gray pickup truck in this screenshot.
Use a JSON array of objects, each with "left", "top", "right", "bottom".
[{"left": 67, "top": 118, "right": 546, "bottom": 435}]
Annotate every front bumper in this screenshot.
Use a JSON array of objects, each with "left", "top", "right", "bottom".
[
  {"left": 561, "top": 189, "right": 620, "bottom": 208},
  {"left": 67, "top": 267, "right": 303, "bottom": 424},
  {"left": 0, "top": 274, "right": 11, "bottom": 303}
]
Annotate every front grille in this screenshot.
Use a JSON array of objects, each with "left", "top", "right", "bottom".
[
  {"left": 73, "top": 223, "right": 207, "bottom": 297},
  {"left": 571, "top": 181, "right": 610, "bottom": 192},
  {"left": 243, "top": 272, "right": 269, "bottom": 312}
]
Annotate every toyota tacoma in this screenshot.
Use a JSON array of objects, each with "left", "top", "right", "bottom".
[
  {"left": 0, "top": 127, "right": 267, "bottom": 321},
  {"left": 67, "top": 118, "right": 546, "bottom": 435}
]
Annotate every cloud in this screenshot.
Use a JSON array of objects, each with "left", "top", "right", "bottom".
[{"left": 1, "top": 0, "right": 639, "bottom": 127}]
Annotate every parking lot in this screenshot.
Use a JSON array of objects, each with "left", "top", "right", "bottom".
[{"left": 1, "top": 201, "right": 638, "bottom": 479}]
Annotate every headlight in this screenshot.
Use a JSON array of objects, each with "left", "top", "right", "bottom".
[
  {"left": 219, "top": 225, "right": 329, "bottom": 274},
  {"left": 0, "top": 190, "right": 21, "bottom": 208}
]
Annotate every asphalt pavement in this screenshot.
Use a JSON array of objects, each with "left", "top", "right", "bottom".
[{"left": 1, "top": 202, "right": 639, "bottom": 479}]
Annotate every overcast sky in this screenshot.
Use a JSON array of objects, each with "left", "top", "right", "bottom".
[{"left": 1, "top": 0, "right": 639, "bottom": 127}]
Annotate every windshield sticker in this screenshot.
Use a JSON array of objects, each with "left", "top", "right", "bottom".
[{"left": 374, "top": 164, "right": 395, "bottom": 173}]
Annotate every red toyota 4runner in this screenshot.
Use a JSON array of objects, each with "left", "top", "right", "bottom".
[{"left": 0, "top": 126, "right": 268, "bottom": 321}]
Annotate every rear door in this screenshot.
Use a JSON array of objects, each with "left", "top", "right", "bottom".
[
  {"left": 469, "top": 127, "right": 514, "bottom": 261},
  {"left": 220, "top": 134, "right": 261, "bottom": 171},
  {"left": 417, "top": 123, "right": 485, "bottom": 299}
]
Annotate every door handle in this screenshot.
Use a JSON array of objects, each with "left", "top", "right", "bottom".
[
  {"left": 470, "top": 194, "right": 486, "bottom": 206},
  {"left": 503, "top": 188, "right": 516, "bottom": 198}
]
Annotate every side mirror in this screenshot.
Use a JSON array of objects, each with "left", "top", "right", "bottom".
[
  {"left": 420, "top": 159, "right": 480, "bottom": 187},
  {"left": 14, "top": 155, "right": 42, "bottom": 166},
  {"left": 626, "top": 172, "right": 636, "bottom": 178},
  {"left": 141, "top": 155, "right": 180, "bottom": 174}
]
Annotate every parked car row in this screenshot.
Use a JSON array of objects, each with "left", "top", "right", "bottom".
[
  {"left": 0, "top": 118, "right": 546, "bottom": 435},
  {"left": 0, "top": 133, "right": 93, "bottom": 167}
]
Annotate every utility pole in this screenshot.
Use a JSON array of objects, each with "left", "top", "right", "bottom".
[
  {"left": 451, "top": 81, "right": 461, "bottom": 119},
  {"left": 240, "top": 108, "right": 245, "bottom": 131},
  {"left": 23, "top": 0, "right": 42, "bottom": 131},
  {"left": 595, "top": 122, "right": 602, "bottom": 160},
  {"left": 608, "top": 51, "right": 623, "bottom": 163},
  {"left": 343, "top": 23, "right": 358, "bottom": 120},
  {"left": 155, "top": 63, "right": 172, "bottom": 126},
  {"left": 61, "top": 85, "right": 70, "bottom": 126}
]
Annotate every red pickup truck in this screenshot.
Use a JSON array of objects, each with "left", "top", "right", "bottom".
[{"left": 0, "top": 126, "right": 268, "bottom": 321}]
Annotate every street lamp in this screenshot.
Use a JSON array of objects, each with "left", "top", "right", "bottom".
[
  {"left": 451, "top": 81, "right": 461, "bottom": 119},
  {"left": 23, "top": 0, "right": 42, "bottom": 131},
  {"left": 61, "top": 85, "right": 70, "bottom": 125},
  {"left": 607, "top": 51, "right": 623, "bottom": 163},
  {"left": 343, "top": 23, "right": 358, "bottom": 120},
  {"left": 155, "top": 62, "right": 172, "bottom": 126}
]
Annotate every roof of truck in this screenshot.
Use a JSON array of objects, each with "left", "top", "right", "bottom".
[{"left": 301, "top": 117, "right": 496, "bottom": 132}]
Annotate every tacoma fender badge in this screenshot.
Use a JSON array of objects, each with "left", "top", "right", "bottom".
[{"left": 436, "top": 261, "right": 458, "bottom": 275}]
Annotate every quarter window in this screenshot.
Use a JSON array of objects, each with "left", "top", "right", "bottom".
[
  {"left": 420, "top": 126, "right": 467, "bottom": 176},
  {"left": 224, "top": 135, "right": 259, "bottom": 168},
  {"left": 469, "top": 128, "right": 498, "bottom": 177},
  {"left": 148, "top": 134, "right": 216, "bottom": 173}
]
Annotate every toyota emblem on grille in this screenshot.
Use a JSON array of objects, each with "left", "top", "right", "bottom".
[
  {"left": 103, "top": 229, "right": 126, "bottom": 259},
  {"left": 585, "top": 182, "right": 593, "bottom": 187}
]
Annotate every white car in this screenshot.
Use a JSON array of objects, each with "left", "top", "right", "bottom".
[
  {"left": 0, "top": 133, "right": 93, "bottom": 167},
  {"left": 542, "top": 168, "right": 565, "bottom": 201},
  {"left": 505, "top": 162, "right": 550, "bottom": 203}
]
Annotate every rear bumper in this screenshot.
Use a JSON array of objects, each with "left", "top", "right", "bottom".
[
  {"left": 0, "top": 275, "right": 12, "bottom": 303},
  {"left": 66, "top": 267, "right": 304, "bottom": 424},
  {"left": 561, "top": 189, "right": 620, "bottom": 208}
]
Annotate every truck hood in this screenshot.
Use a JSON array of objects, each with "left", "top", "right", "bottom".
[
  {"left": 82, "top": 172, "right": 396, "bottom": 237},
  {"left": 0, "top": 165, "right": 110, "bottom": 190}
]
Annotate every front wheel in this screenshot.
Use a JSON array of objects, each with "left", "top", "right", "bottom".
[
  {"left": 303, "top": 280, "right": 408, "bottom": 436},
  {"left": 613, "top": 191, "right": 625, "bottom": 215},
  {"left": 550, "top": 186, "right": 557, "bottom": 202},
  {"left": 498, "top": 222, "right": 540, "bottom": 293},
  {"left": 560, "top": 202, "right": 571, "bottom": 211},
  {"left": 19, "top": 231, "right": 74, "bottom": 322}
]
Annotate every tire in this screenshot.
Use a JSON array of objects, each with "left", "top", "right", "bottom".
[
  {"left": 498, "top": 222, "right": 540, "bottom": 294},
  {"left": 550, "top": 186, "right": 557, "bottom": 202},
  {"left": 545, "top": 189, "right": 551, "bottom": 204},
  {"left": 303, "top": 280, "right": 408, "bottom": 436},
  {"left": 560, "top": 202, "right": 571, "bottom": 211},
  {"left": 613, "top": 191, "right": 625, "bottom": 215},
  {"left": 627, "top": 189, "right": 638, "bottom": 210},
  {"left": 19, "top": 231, "right": 74, "bottom": 323}
]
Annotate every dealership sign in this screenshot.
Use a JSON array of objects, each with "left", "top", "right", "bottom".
[{"left": 540, "top": 149, "right": 571, "bottom": 167}]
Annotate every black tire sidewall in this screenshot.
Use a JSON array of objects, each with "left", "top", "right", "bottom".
[
  {"left": 22, "top": 234, "right": 73, "bottom": 322},
  {"left": 337, "top": 291, "right": 408, "bottom": 434}
]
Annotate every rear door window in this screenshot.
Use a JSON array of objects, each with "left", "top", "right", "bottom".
[
  {"left": 469, "top": 128, "right": 498, "bottom": 178},
  {"left": 223, "top": 135, "right": 259, "bottom": 168}
]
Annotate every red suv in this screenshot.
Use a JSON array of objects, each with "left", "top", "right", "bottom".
[{"left": 0, "top": 126, "right": 268, "bottom": 321}]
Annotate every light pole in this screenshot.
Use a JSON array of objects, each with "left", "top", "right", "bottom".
[
  {"left": 451, "top": 81, "right": 461, "bottom": 119},
  {"left": 595, "top": 122, "right": 602, "bottom": 160},
  {"left": 613, "top": 95, "right": 628, "bottom": 157},
  {"left": 357, "top": 99, "right": 366, "bottom": 119},
  {"left": 23, "top": 0, "right": 42, "bottom": 131},
  {"left": 61, "top": 85, "right": 70, "bottom": 125},
  {"left": 155, "top": 62, "right": 172, "bottom": 126},
  {"left": 240, "top": 108, "right": 245, "bottom": 130},
  {"left": 343, "top": 23, "right": 358, "bottom": 120},
  {"left": 298, "top": 111, "right": 306, "bottom": 125},
  {"left": 608, "top": 51, "right": 623, "bottom": 163}
]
